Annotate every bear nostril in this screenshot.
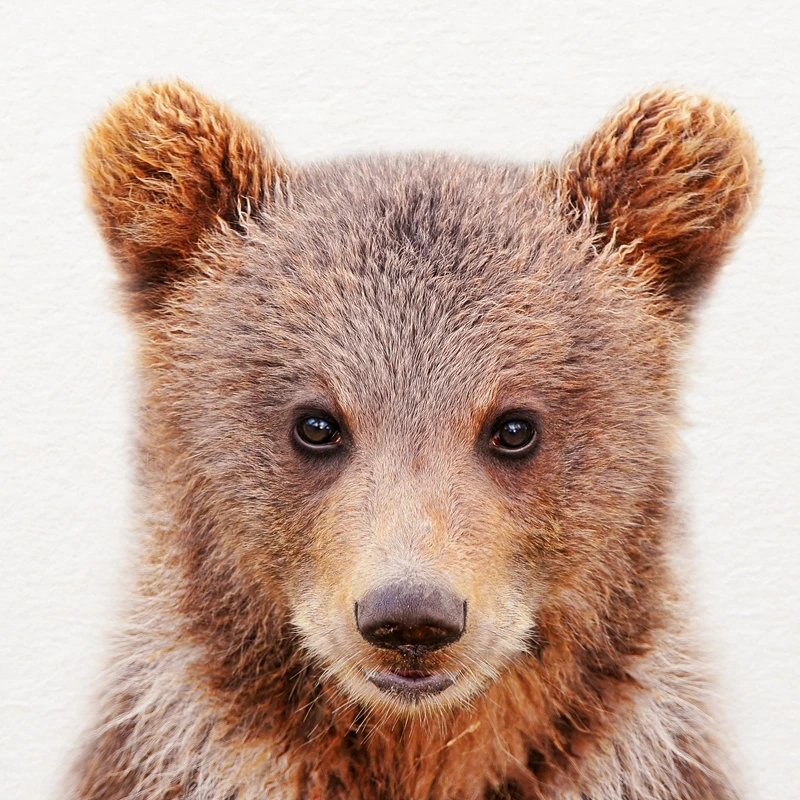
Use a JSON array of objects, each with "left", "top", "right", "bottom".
[
  {"left": 373, "top": 623, "right": 450, "bottom": 647},
  {"left": 355, "top": 583, "right": 466, "bottom": 653}
]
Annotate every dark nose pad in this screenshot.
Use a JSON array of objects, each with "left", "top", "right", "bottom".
[{"left": 355, "top": 582, "right": 466, "bottom": 654}]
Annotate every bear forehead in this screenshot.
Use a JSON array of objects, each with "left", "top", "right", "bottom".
[{"left": 195, "top": 154, "right": 631, "bottom": 388}]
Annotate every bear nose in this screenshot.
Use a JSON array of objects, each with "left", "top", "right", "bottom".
[{"left": 355, "top": 582, "right": 466, "bottom": 653}]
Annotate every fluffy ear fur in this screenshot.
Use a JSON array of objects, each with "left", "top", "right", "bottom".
[
  {"left": 83, "top": 80, "right": 284, "bottom": 309},
  {"left": 561, "top": 88, "right": 760, "bottom": 310}
]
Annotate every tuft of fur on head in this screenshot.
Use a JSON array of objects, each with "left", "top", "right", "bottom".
[{"left": 70, "top": 80, "right": 760, "bottom": 800}]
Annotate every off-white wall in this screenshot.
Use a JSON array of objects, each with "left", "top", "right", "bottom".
[{"left": 2, "top": 1, "right": 798, "bottom": 798}]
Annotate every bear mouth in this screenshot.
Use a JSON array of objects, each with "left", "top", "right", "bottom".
[{"left": 365, "top": 668, "right": 455, "bottom": 697}]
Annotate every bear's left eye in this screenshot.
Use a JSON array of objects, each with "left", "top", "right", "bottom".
[
  {"left": 489, "top": 416, "right": 538, "bottom": 455},
  {"left": 294, "top": 415, "right": 342, "bottom": 451}
]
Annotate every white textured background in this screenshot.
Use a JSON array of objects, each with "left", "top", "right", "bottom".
[{"left": 2, "top": 1, "right": 798, "bottom": 798}]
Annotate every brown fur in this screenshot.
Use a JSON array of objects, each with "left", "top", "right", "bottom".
[{"left": 68, "top": 80, "right": 759, "bottom": 800}]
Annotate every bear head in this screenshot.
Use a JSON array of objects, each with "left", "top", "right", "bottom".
[{"left": 83, "top": 81, "right": 758, "bottom": 721}]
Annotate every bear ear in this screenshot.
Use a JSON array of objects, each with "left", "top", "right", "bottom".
[
  {"left": 560, "top": 88, "right": 760, "bottom": 312},
  {"left": 83, "top": 80, "right": 285, "bottom": 311}
]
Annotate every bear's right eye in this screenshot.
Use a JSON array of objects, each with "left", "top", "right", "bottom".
[{"left": 294, "top": 415, "right": 342, "bottom": 451}]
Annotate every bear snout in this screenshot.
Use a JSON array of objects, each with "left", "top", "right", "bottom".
[{"left": 355, "top": 582, "right": 466, "bottom": 655}]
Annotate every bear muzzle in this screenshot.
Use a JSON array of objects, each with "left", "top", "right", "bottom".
[{"left": 355, "top": 581, "right": 466, "bottom": 696}]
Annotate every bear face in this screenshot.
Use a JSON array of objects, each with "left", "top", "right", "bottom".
[
  {"left": 77, "top": 81, "right": 758, "bottom": 797},
  {"left": 134, "top": 154, "right": 686, "bottom": 718}
]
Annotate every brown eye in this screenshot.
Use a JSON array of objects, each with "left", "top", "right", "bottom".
[
  {"left": 490, "top": 417, "right": 537, "bottom": 454},
  {"left": 295, "top": 416, "right": 342, "bottom": 450}
]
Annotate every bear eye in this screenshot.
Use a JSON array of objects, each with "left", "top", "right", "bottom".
[
  {"left": 294, "top": 415, "right": 342, "bottom": 450},
  {"left": 489, "top": 416, "right": 538, "bottom": 455}
]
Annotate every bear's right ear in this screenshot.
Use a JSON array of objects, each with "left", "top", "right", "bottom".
[{"left": 83, "top": 80, "right": 284, "bottom": 311}]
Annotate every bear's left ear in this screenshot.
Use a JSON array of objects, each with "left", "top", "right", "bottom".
[
  {"left": 560, "top": 88, "right": 760, "bottom": 312},
  {"left": 83, "top": 80, "right": 285, "bottom": 311}
]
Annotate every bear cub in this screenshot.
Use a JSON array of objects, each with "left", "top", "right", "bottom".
[{"left": 70, "top": 80, "right": 758, "bottom": 800}]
